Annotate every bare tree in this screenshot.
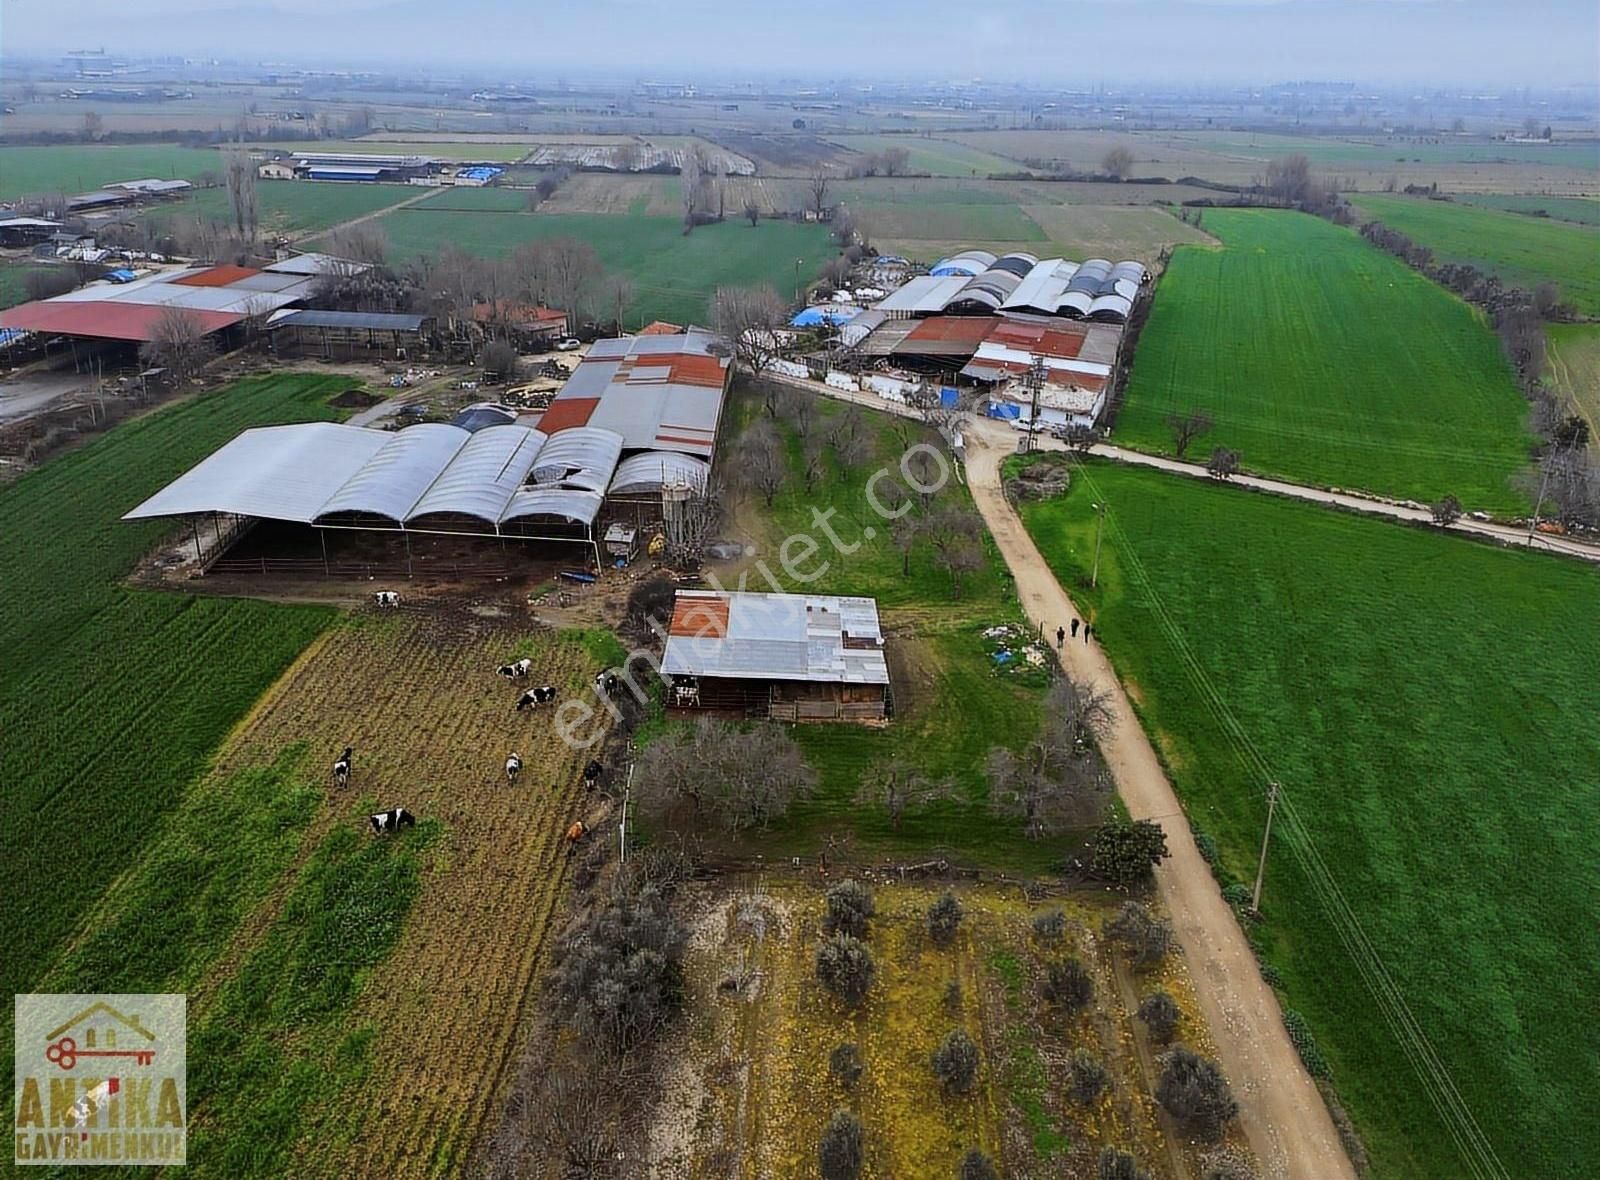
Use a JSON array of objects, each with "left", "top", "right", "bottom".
[
  {"left": 939, "top": 540, "right": 984, "bottom": 599},
  {"left": 1165, "top": 410, "right": 1214, "bottom": 458},
  {"left": 809, "top": 165, "right": 831, "bottom": 217},
  {"left": 636, "top": 717, "right": 816, "bottom": 831},
  {"left": 880, "top": 146, "right": 910, "bottom": 177},
  {"left": 1102, "top": 146, "right": 1136, "bottom": 180},
  {"left": 710, "top": 284, "right": 788, "bottom": 376},
  {"left": 600, "top": 274, "right": 635, "bottom": 333},
  {"left": 138, "top": 307, "right": 215, "bottom": 383},
  {"left": 1206, "top": 447, "right": 1240, "bottom": 480},
  {"left": 681, "top": 146, "right": 703, "bottom": 230},
  {"left": 482, "top": 339, "right": 519, "bottom": 381},
  {"left": 612, "top": 140, "right": 640, "bottom": 172},
  {"left": 738, "top": 417, "right": 787, "bottom": 506},
  {"left": 803, "top": 434, "right": 829, "bottom": 491},
  {"left": 224, "top": 147, "right": 258, "bottom": 241},
  {"left": 855, "top": 758, "right": 955, "bottom": 827},
  {"left": 81, "top": 111, "right": 103, "bottom": 140},
  {"left": 1264, "top": 154, "right": 1314, "bottom": 204},
  {"left": 890, "top": 513, "right": 921, "bottom": 576},
  {"left": 987, "top": 677, "right": 1116, "bottom": 838},
  {"left": 325, "top": 223, "right": 389, "bottom": 266}
]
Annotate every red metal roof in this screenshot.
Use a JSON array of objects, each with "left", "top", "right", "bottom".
[
  {"left": 471, "top": 301, "right": 567, "bottom": 326},
  {"left": 638, "top": 320, "right": 683, "bottom": 335},
  {"left": 985, "top": 319, "right": 1088, "bottom": 359},
  {"left": 904, "top": 316, "right": 997, "bottom": 345},
  {"left": 171, "top": 264, "right": 260, "bottom": 287},
  {"left": 0, "top": 300, "right": 242, "bottom": 343},
  {"left": 669, "top": 595, "right": 729, "bottom": 638},
  {"left": 534, "top": 397, "right": 599, "bottom": 433}
]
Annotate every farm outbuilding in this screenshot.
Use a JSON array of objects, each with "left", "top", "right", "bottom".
[
  {"left": 266, "top": 309, "right": 433, "bottom": 360},
  {"left": 662, "top": 590, "right": 890, "bottom": 723}
]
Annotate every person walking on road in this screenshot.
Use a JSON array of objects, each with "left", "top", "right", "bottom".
[
  {"left": 1084, "top": 622, "right": 1094, "bottom": 644},
  {"left": 1056, "top": 625, "right": 1066, "bottom": 649},
  {"left": 1070, "top": 618, "right": 1080, "bottom": 639}
]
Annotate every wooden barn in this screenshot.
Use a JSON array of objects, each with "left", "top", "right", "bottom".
[{"left": 662, "top": 590, "right": 889, "bottom": 723}]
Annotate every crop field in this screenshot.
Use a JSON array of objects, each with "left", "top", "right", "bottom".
[
  {"left": 946, "top": 129, "right": 1600, "bottom": 194},
  {"left": 1118, "top": 209, "right": 1534, "bottom": 511},
  {"left": 1546, "top": 322, "right": 1600, "bottom": 434},
  {"left": 0, "top": 373, "right": 352, "bottom": 1014},
  {"left": 1018, "top": 205, "right": 1213, "bottom": 264},
  {"left": 33, "top": 608, "right": 607, "bottom": 1177},
  {"left": 1451, "top": 192, "right": 1600, "bottom": 226},
  {"left": 826, "top": 134, "right": 1023, "bottom": 177},
  {"left": 541, "top": 172, "right": 682, "bottom": 216},
  {"left": 348, "top": 206, "right": 833, "bottom": 325},
  {"left": 0, "top": 143, "right": 225, "bottom": 200},
  {"left": 1349, "top": 193, "right": 1600, "bottom": 316},
  {"left": 141, "top": 180, "right": 424, "bottom": 236},
  {"left": 1011, "top": 457, "right": 1600, "bottom": 1180},
  {"left": 650, "top": 878, "right": 1241, "bottom": 1177},
  {"left": 272, "top": 138, "right": 532, "bottom": 161}
]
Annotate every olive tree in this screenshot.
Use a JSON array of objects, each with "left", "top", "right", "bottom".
[
  {"left": 818, "top": 1110, "right": 864, "bottom": 1180},
  {"left": 1156, "top": 1048, "right": 1239, "bottom": 1142},
  {"left": 816, "top": 933, "right": 875, "bottom": 1006},
  {"left": 931, "top": 1028, "right": 980, "bottom": 1094}
]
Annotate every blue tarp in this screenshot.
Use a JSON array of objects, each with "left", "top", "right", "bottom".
[
  {"left": 939, "top": 386, "right": 959, "bottom": 408},
  {"left": 790, "top": 306, "right": 859, "bottom": 328},
  {"left": 457, "top": 166, "right": 504, "bottom": 182},
  {"left": 105, "top": 269, "right": 138, "bottom": 283},
  {"left": 986, "top": 401, "right": 1022, "bottom": 420}
]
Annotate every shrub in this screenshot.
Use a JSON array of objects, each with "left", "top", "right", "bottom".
[
  {"left": 1099, "top": 1147, "right": 1152, "bottom": 1180},
  {"left": 1137, "top": 991, "right": 1180, "bottom": 1044},
  {"left": 818, "top": 1109, "right": 864, "bottom": 1180},
  {"left": 823, "top": 879, "right": 875, "bottom": 938},
  {"left": 931, "top": 1028, "right": 980, "bottom": 1094},
  {"left": 1282, "top": 1009, "right": 1331, "bottom": 1078},
  {"left": 829, "top": 1042, "right": 863, "bottom": 1089},
  {"left": 1092, "top": 818, "right": 1171, "bottom": 886},
  {"left": 1031, "top": 908, "right": 1066, "bottom": 944},
  {"left": 1156, "top": 1048, "right": 1239, "bottom": 1142},
  {"left": 959, "top": 1148, "right": 999, "bottom": 1180},
  {"left": 1069, "top": 1047, "right": 1109, "bottom": 1105},
  {"left": 555, "top": 882, "right": 685, "bottom": 1055},
  {"left": 927, "top": 891, "right": 964, "bottom": 946},
  {"left": 1221, "top": 882, "right": 1253, "bottom": 913},
  {"left": 942, "top": 977, "right": 963, "bottom": 1013},
  {"left": 816, "top": 933, "right": 875, "bottom": 1006},
  {"left": 1104, "top": 901, "right": 1174, "bottom": 970},
  {"left": 1192, "top": 830, "right": 1220, "bottom": 866},
  {"left": 1041, "top": 958, "right": 1094, "bottom": 1013}
]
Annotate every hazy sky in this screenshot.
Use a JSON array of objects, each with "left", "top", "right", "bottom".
[{"left": 2, "top": 0, "right": 1597, "bottom": 88}]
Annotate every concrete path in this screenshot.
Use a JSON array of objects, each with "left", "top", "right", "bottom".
[{"left": 963, "top": 429, "right": 1358, "bottom": 1180}]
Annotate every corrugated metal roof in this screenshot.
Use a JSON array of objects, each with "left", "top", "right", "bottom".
[
  {"left": 610, "top": 451, "right": 711, "bottom": 494},
  {"left": 125, "top": 423, "right": 392, "bottom": 523},
  {"left": 0, "top": 299, "right": 242, "bottom": 342},
  {"left": 264, "top": 253, "right": 367, "bottom": 276},
  {"left": 315, "top": 423, "right": 470, "bottom": 522},
  {"left": 408, "top": 425, "right": 546, "bottom": 523},
  {"left": 272, "top": 309, "right": 428, "bottom": 331},
  {"left": 172, "top": 265, "right": 259, "bottom": 287},
  {"left": 501, "top": 487, "right": 603, "bottom": 526},
  {"left": 875, "top": 274, "right": 969, "bottom": 315},
  {"left": 530, "top": 427, "right": 624, "bottom": 493},
  {"left": 662, "top": 590, "right": 889, "bottom": 685}
]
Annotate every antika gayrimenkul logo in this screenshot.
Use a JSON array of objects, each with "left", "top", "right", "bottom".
[{"left": 13, "top": 994, "right": 186, "bottom": 1166}]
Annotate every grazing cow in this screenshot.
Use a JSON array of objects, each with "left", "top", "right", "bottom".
[
  {"left": 369, "top": 807, "right": 416, "bottom": 835},
  {"left": 582, "top": 759, "right": 604, "bottom": 790},
  {"left": 516, "top": 685, "right": 558, "bottom": 711},
  {"left": 497, "top": 658, "right": 533, "bottom": 680},
  {"left": 374, "top": 591, "right": 401, "bottom": 608},
  {"left": 593, "top": 671, "right": 623, "bottom": 699},
  {"left": 505, "top": 752, "right": 523, "bottom": 785},
  {"left": 332, "top": 745, "right": 353, "bottom": 790},
  {"left": 565, "top": 820, "right": 587, "bottom": 844}
]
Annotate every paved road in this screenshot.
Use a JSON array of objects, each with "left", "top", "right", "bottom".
[
  {"left": 964, "top": 430, "right": 1358, "bottom": 1180},
  {"left": 765, "top": 372, "right": 1600, "bottom": 565}
]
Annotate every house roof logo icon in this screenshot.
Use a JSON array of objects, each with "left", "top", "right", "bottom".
[{"left": 43, "top": 1002, "right": 158, "bottom": 1071}]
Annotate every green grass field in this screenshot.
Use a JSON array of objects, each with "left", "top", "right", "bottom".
[
  {"left": 827, "top": 134, "right": 1021, "bottom": 177},
  {"left": 1452, "top": 193, "right": 1600, "bottom": 226},
  {"left": 0, "top": 143, "right": 225, "bottom": 200},
  {"left": 1546, "top": 322, "right": 1600, "bottom": 435},
  {"left": 140, "top": 180, "right": 423, "bottom": 236},
  {"left": 352, "top": 206, "right": 834, "bottom": 325},
  {"left": 1350, "top": 193, "right": 1600, "bottom": 316},
  {"left": 1119, "top": 209, "right": 1534, "bottom": 512},
  {"left": 1011, "top": 457, "right": 1600, "bottom": 1180},
  {"left": 0, "top": 374, "right": 349, "bottom": 1009}
]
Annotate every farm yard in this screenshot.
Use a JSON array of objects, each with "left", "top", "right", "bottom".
[
  {"left": 637, "top": 878, "right": 1242, "bottom": 1178},
  {"left": 336, "top": 205, "right": 834, "bottom": 326},
  {"left": 1546, "top": 323, "right": 1600, "bottom": 434},
  {"left": 1117, "top": 208, "right": 1534, "bottom": 512},
  {"left": 1348, "top": 192, "right": 1600, "bottom": 316},
  {"left": 824, "top": 133, "right": 1023, "bottom": 178},
  {"left": 1009, "top": 456, "right": 1600, "bottom": 1180}
]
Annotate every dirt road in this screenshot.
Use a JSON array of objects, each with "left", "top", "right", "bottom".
[{"left": 964, "top": 430, "right": 1356, "bottom": 1180}]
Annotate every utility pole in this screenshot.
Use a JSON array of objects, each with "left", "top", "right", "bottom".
[
  {"left": 1250, "top": 782, "right": 1280, "bottom": 914},
  {"left": 1090, "top": 501, "right": 1106, "bottom": 589},
  {"left": 1023, "top": 355, "right": 1046, "bottom": 453},
  {"left": 619, "top": 764, "right": 634, "bottom": 864},
  {"left": 1526, "top": 458, "right": 1554, "bottom": 548}
]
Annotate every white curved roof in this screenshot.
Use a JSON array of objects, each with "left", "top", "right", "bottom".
[
  {"left": 316, "top": 423, "right": 470, "bottom": 521},
  {"left": 501, "top": 487, "right": 604, "bottom": 526},
  {"left": 530, "top": 427, "right": 624, "bottom": 493},
  {"left": 1058, "top": 291, "right": 1094, "bottom": 317},
  {"left": 610, "top": 450, "right": 712, "bottom": 494},
  {"left": 1112, "top": 277, "right": 1140, "bottom": 301},
  {"left": 1087, "top": 293, "right": 1132, "bottom": 321},
  {"left": 125, "top": 422, "right": 391, "bottom": 524},
  {"left": 409, "top": 425, "right": 546, "bottom": 522}
]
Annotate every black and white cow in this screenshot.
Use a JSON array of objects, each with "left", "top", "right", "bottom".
[
  {"left": 505, "top": 752, "right": 523, "bottom": 785},
  {"left": 332, "top": 745, "right": 353, "bottom": 789},
  {"left": 374, "top": 591, "right": 401, "bottom": 608},
  {"left": 497, "top": 658, "right": 533, "bottom": 680},
  {"left": 369, "top": 807, "right": 415, "bottom": 834},
  {"left": 516, "top": 685, "right": 558, "bottom": 711},
  {"left": 582, "top": 759, "right": 604, "bottom": 790},
  {"left": 593, "top": 671, "right": 623, "bottom": 699}
]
